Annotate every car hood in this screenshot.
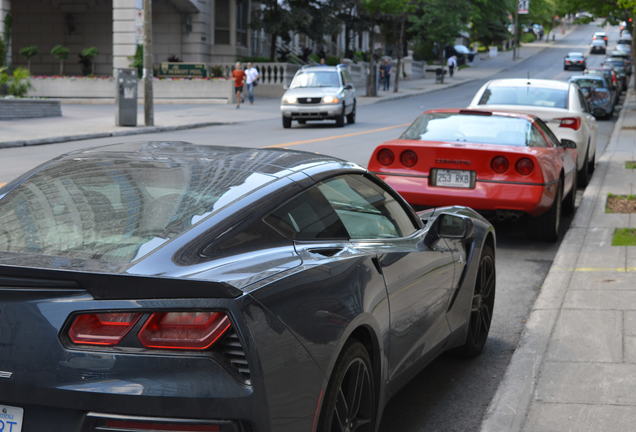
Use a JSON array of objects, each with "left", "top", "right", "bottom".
[{"left": 284, "top": 87, "right": 342, "bottom": 98}]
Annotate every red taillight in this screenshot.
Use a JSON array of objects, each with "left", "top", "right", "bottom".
[
  {"left": 68, "top": 313, "right": 141, "bottom": 346},
  {"left": 558, "top": 117, "right": 581, "bottom": 130},
  {"left": 377, "top": 148, "right": 395, "bottom": 166},
  {"left": 400, "top": 150, "right": 418, "bottom": 167},
  {"left": 138, "top": 312, "right": 231, "bottom": 350},
  {"left": 491, "top": 156, "right": 509, "bottom": 173},
  {"left": 515, "top": 158, "right": 534, "bottom": 175},
  {"left": 105, "top": 420, "right": 220, "bottom": 431}
]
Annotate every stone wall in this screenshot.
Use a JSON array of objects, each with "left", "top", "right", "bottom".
[{"left": 0, "top": 99, "right": 62, "bottom": 119}]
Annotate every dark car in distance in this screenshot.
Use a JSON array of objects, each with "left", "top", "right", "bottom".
[
  {"left": 564, "top": 52, "right": 587, "bottom": 70},
  {"left": 569, "top": 75, "right": 616, "bottom": 119},
  {"left": 0, "top": 142, "right": 496, "bottom": 432}
]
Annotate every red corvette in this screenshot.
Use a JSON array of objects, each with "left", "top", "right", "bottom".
[{"left": 368, "top": 109, "right": 578, "bottom": 241}]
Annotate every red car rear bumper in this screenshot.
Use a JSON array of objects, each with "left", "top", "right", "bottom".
[{"left": 377, "top": 173, "right": 554, "bottom": 216}]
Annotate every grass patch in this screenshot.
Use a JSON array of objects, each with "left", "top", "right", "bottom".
[
  {"left": 626, "top": 161, "right": 636, "bottom": 169},
  {"left": 606, "top": 194, "right": 636, "bottom": 213},
  {"left": 458, "top": 64, "right": 470, "bottom": 70},
  {"left": 612, "top": 228, "right": 636, "bottom": 246}
]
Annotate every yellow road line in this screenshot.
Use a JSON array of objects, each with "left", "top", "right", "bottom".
[{"left": 265, "top": 123, "right": 410, "bottom": 149}]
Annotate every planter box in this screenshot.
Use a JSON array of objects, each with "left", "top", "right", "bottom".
[
  {"left": 30, "top": 77, "right": 233, "bottom": 101},
  {"left": 0, "top": 98, "right": 62, "bottom": 119}
]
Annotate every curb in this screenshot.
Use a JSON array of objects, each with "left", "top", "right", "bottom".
[
  {"left": 479, "top": 89, "right": 631, "bottom": 432},
  {"left": 0, "top": 121, "right": 233, "bottom": 149}
]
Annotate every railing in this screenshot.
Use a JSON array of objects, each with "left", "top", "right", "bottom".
[{"left": 209, "top": 62, "right": 300, "bottom": 86}]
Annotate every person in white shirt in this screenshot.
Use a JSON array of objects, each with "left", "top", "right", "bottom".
[
  {"left": 447, "top": 55, "right": 458, "bottom": 77},
  {"left": 245, "top": 63, "right": 260, "bottom": 104}
]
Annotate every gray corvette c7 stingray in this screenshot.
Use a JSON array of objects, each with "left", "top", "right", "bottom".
[{"left": 0, "top": 142, "right": 496, "bottom": 432}]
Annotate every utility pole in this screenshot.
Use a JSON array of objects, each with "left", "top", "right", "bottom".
[
  {"left": 143, "top": 0, "right": 154, "bottom": 126},
  {"left": 513, "top": 9, "right": 519, "bottom": 60}
]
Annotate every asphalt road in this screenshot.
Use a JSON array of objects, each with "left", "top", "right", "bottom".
[{"left": 0, "top": 21, "right": 622, "bottom": 432}]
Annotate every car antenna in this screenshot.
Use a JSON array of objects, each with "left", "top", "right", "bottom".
[{"left": 527, "top": 71, "right": 531, "bottom": 85}]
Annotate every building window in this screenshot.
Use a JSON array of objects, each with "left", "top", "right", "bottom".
[
  {"left": 215, "top": 0, "right": 231, "bottom": 45},
  {"left": 236, "top": 0, "right": 248, "bottom": 47}
]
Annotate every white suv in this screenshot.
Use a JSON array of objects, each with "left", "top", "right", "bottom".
[{"left": 280, "top": 65, "right": 357, "bottom": 128}]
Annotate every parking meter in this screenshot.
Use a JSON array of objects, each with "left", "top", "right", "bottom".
[{"left": 116, "top": 68, "right": 138, "bottom": 127}]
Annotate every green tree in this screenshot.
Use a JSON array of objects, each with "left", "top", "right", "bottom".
[
  {"left": 19, "top": 45, "right": 38, "bottom": 71},
  {"left": 471, "top": 0, "right": 513, "bottom": 46},
  {"left": 51, "top": 44, "right": 70, "bottom": 75},
  {"left": 78, "top": 46, "right": 98, "bottom": 76},
  {"left": 251, "top": 0, "right": 293, "bottom": 60},
  {"left": 0, "top": 66, "right": 32, "bottom": 97}
]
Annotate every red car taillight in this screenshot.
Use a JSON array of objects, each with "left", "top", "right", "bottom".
[
  {"left": 138, "top": 312, "right": 231, "bottom": 350},
  {"left": 491, "top": 156, "right": 509, "bottom": 173},
  {"left": 377, "top": 148, "right": 395, "bottom": 166},
  {"left": 557, "top": 117, "right": 581, "bottom": 130},
  {"left": 68, "top": 312, "right": 142, "bottom": 346},
  {"left": 400, "top": 150, "right": 418, "bottom": 167},
  {"left": 515, "top": 158, "right": 534, "bottom": 175}
]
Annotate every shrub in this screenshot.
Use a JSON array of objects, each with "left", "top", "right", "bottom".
[
  {"left": 19, "top": 45, "right": 39, "bottom": 71},
  {"left": 78, "top": 46, "right": 98, "bottom": 76},
  {"left": 209, "top": 65, "right": 225, "bottom": 78},
  {"left": 129, "top": 44, "right": 143, "bottom": 77},
  {"left": 0, "top": 66, "right": 32, "bottom": 97},
  {"left": 325, "top": 55, "right": 340, "bottom": 66},
  {"left": 51, "top": 45, "right": 70, "bottom": 75},
  {"left": 520, "top": 32, "right": 536, "bottom": 44}
]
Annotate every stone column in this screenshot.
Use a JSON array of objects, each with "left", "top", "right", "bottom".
[
  {"left": 0, "top": 0, "right": 11, "bottom": 64},
  {"left": 113, "top": 0, "right": 140, "bottom": 73}
]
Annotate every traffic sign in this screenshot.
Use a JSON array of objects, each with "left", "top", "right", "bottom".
[{"left": 518, "top": 0, "right": 529, "bottom": 14}]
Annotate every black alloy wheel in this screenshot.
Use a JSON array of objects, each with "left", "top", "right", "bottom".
[
  {"left": 319, "top": 342, "right": 376, "bottom": 432},
  {"left": 453, "top": 245, "right": 496, "bottom": 358}
]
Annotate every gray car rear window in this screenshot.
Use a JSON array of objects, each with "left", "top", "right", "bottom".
[{"left": 0, "top": 158, "right": 275, "bottom": 265}]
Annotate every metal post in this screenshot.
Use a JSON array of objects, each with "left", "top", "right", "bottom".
[
  {"left": 143, "top": 0, "right": 154, "bottom": 126},
  {"left": 513, "top": 10, "right": 519, "bottom": 61}
]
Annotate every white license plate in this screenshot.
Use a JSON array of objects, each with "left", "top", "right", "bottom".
[
  {"left": 0, "top": 405, "right": 23, "bottom": 432},
  {"left": 434, "top": 169, "right": 473, "bottom": 188}
]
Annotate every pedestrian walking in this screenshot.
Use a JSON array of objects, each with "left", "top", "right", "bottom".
[
  {"left": 380, "top": 59, "right": 392, "bottom": 91},
  {"left": 232, "top": 62, "right": 246, "bottom": 109},
  {"left": 245, "top": 62, "right": 259, "bottom": 105},
  {"left": 447, "top": 55, "right": 457, "bottom": 78}
]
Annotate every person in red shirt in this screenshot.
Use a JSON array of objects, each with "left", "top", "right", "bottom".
[{"left": 232, "top": 62, "right": 246, "bottom": 109}]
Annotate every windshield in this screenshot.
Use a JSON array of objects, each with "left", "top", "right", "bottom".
[
  {"left": 571, "top": 78, "right": 605, "bottom": 89},
  {"left": 399, "top": 113, "right": 531, "bottom": 147},
  {"left": 290, "top": 71, "right": 341, "bottom": 88},
  {"left": 568, "top": 53, "right": 584, "bottom": 58},
  {"left": 478, "top": 86, "right": 569, "bottom": 109},
  {"left": 0, "top": 156, "right": 275, "bottom": 267}
]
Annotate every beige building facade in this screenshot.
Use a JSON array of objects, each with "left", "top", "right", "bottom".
[{"left": 0, "top": 0, "right": 262, "bottom": 76}]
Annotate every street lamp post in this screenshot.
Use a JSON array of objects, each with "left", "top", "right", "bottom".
[{"left": 143, "top": 0, "right": 154, "bottom": 126}]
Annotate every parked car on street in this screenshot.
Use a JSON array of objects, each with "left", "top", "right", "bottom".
[
  {"left": 593, "top": 31, "right": 608, "bottom": 45},
  {"left": 585, "top": 66, "right": 620, "bottom": 92},
  {"left": 608, "top": 50, "right": 632, "bottom": 71},
  {"left": 590, "top": 39, "right": 607, "bottom": 54},
  {"left": 564, "top": 52, "right": 587, "bottom": 70},
  {"left": 569, "top": 75, "right": 616, "bottom": 119},
  {"left": 280, "top": 64, "right": 356, "bottom": 129},
  {"left": 368, "top": 109, "right": 577, "bottom": 241},
  {"left": 0, "top": 141, "right": 496, "bottom": 432},
  {"left": 468, "top": 78, "right": 598, "bottom": 187},
  {"left": 602, "top": 57, "right": 629, "bottom": 90}
]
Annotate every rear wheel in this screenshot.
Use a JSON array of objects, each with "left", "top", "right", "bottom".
[
  {"left": 318, "top": 342, "right": 376, "bottom": 432},
  {"left": 578, "top": 150, "right": 591, "bottom": 187},
  {"left": 532, "top": 179, "right": 562, "bottom": 242},
  {"left": 282, "top": 116, "right": 292, "bottom": 129},
  {"left": 346, "top": 102, "right": 356, "bottom": 124},
  {"left": 453, "top": 245, "right": 496, "bottom": 358},
  {"left": 588, "top": 152, "right": 596, "bottom": 174},
  {"left": 564, "top": 170, "right": 577, "bottom": 215}
]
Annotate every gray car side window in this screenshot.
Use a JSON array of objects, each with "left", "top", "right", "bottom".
[{"left": 318, "top": 175, "right": 418, "bottom": 239}]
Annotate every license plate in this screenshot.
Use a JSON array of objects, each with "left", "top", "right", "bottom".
[
  {"left": 0, "top": 405, "right": 23, "bottom": 432},
  {"left": 433, "top": 169, "right": 473, "bottom": 188}
]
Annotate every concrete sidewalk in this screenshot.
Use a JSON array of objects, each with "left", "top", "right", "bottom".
[
  {"left": 0, "top": 44, "right": 546, "bottom": 149},
  {"left": 481, "top": 90, "right": 636, "bottom": 432}
]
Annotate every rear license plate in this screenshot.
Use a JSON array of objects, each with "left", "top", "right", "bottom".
[
  {"left": 433, "top": 169, "right": 473, "bottom": 188},
  {"left": 0, "top": 405, "right": 23, "bottom": 432}
]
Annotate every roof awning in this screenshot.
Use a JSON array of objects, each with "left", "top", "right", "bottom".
[{"left": 169, "top": 0, "right": 200, "bottom": 13}]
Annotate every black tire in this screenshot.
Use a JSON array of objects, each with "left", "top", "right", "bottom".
[
  {"left": 453, "top": 244, "right": 496, "bottom": 358},
  {"left": 318, "top": 342, "right": 376, "bottom": 432},
  {"left": 282, "top": 116, "right": 292, "bottom": 129},
  {"left": 346, "top": 102, "right": 356, "bottom": 124},
  {"left": 588, "top": 152, "right": 596, "bottom": 174},
  {"left": 563, "top": 170, "right": 577, "bottom": 216},
  {"left": 577, "top": 150, "right": 591, "bottom": 187},
  {"left": 532, "top": 179, "right": 563, "bottom": 242},
  {"left": 335, "top": 105, "right": 346, "bottom": 128}
]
